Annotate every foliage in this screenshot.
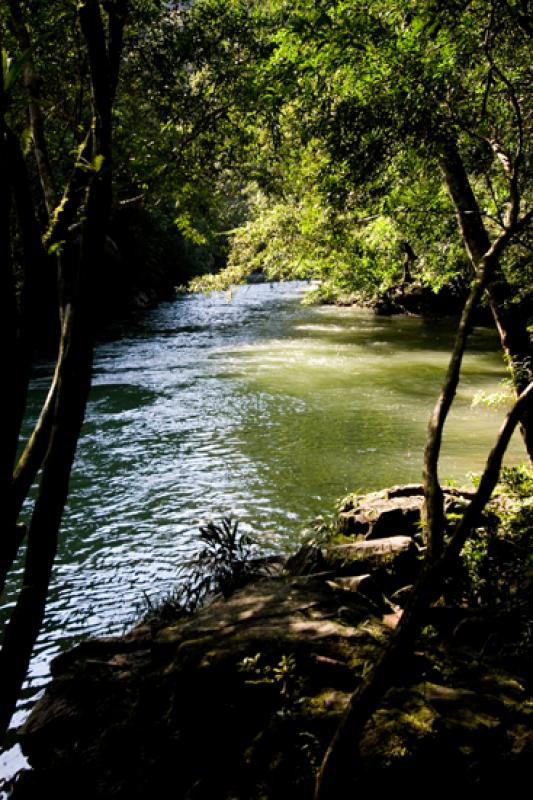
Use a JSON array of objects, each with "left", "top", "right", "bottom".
[
  {"left": 178, "top": 516, "right": 263, "bottom": 609},
  {"left": 7, "top": 0, "right": 528, "bottom": 302},
  {"left": 460, "top": 465, "right": 533, "bottom": 617},
  {"left": 239, "top": 651, "right": 303, "bottom": 706},
  {"left": 143, "top": 513, "right": 274, "bottom": 624},
  {"left": 141, "top": 588, "right": 187, "bottom": 628},
  {"left": 472, "top": 379, "right": 514, "bottom": 409},
  {"left": 500, "top": 464, "right": 533, "bottom": 500},
  {"left": 185, "top": 0, "right": 532, "bottom": 306}
]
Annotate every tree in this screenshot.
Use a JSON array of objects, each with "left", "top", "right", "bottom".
[
  {"left": 0, "top": 0, "right": 128, "bottom": 741},
  {"left": 199, "top": 0, "right": 533, "bottom": 459}
]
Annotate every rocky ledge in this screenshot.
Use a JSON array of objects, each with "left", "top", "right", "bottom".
[{"left": 10, "top": 485, "right": 533, "bottom": 799}]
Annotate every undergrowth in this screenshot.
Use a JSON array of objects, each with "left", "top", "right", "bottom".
[
  {"left": 455, "top": 465, "right": 533, "bottom": 656},
  {"left": 143, "top": 517, "right": 268, "bottom": 622}
]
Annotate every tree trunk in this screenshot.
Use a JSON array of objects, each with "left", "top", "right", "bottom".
[
  {"left": 439, "top": 139, "right": 533, "bottom": 462},
  {"left": 0, "top": 302, "right": 93, "bottom": 738},
  {"left": 7, "top": 0, "right": 57, "bottom": 217},
  {"left": 487, "top": 273, "right": 533, "bottom": 457},
  {"left": 423, "top": 274, "right": 488, "bottom": 559},
  {"left": 0, "top": 79, "right": 33, "bottom": 600}
]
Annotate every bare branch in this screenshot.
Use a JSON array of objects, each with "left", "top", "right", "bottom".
[
  {"left": 11, "top": 377, "right": 57, "bottom": 519},
  {"left": 487, "top": 136, "right": 513, "bottom": 181},
  {"left": 484, "top": 6, "right": 524, "bottom": 226},
  {"left": 107, "top": 0, "right": 128, "bottom": 104},
  {"left": 485, "top": 171, "right": 506, "bottom": 227}
]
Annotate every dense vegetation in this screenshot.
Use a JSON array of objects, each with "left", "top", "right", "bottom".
[{"left": 0, "top": 0, "right": 532, "bottom": 794}]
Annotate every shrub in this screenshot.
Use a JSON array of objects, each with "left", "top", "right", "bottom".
[{"left": 180, "top": 516, "right": 261, "bottom": 609}]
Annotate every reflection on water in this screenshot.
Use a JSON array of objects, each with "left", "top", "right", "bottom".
[{"left": 0, "top": 281, "right": 526, "bottom": 780}]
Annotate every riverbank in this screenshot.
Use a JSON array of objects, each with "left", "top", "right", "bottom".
[
  {"left": 305, "top": 278, "right": 498, "bottom": 325},
  {"left": 9, "top": 475, "right": 533, "bottom": 799}
]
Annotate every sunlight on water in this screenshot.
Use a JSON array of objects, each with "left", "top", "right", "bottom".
[{"left": 0, "top": 281, "right": 526, "bottom": 781}]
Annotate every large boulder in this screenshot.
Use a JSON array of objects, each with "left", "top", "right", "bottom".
[
  {"left": 337, "top": 484, "right": 474, "bottom": 539},
  {"left": 338, "top": 484, "right": 424, "bottom": 538}
]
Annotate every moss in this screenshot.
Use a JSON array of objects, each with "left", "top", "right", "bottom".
[
  {"left": 359, "top": 690, "right": 438, "bottom": 771},
  {"left": 299, "top": 689, "right": 350, "bottom": 720}
]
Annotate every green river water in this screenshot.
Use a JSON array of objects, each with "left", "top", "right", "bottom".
[{"left": 0, "top": 281, "right": 526, "bottom": 780}]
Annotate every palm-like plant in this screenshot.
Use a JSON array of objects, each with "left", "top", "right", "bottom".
[{"left": 181, "top": 517, "right": 258, "bottom": 609}]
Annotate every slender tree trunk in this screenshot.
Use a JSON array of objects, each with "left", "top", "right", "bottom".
[
  {"left": 0, "top": 120, "right": 53, "bottom": 595},
  {"left": 439, "top": 139, "right": 533, "bottom": 462},
  {"left": 0, "top": 78, "right": 32, "bottom": 600},
  {"left": 0, "top": 130, "right": 89, "bottom": 597},
  {"left": 0, "top": 118, "right": 17, "bottom": 494},
  {"left": 7, "top": 0, "right": 57, "bottom": 217},
  {"left": 487, "top": 273, "right": 533, "bottom": 457},
  {"left": 0, "top": 301, "right": 93, "bottom": 737},
  {"left": 423, "top": 274, "right": 488, "bottom": 559},
  {"left": 316, "top": 201, "right": 533, "bottom": 795}
]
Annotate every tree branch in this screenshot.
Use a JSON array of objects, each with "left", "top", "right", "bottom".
[
  {"left": 484, "top": 3, "right": 524, "bottom": 227},
  {"left": 423, "top": 271, "right": 488, "bottom": 561},
  {"left": 7, "top": 0, "right": 57, "bottom": 217}
]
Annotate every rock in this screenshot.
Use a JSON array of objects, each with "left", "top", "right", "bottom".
[
  {"left": 374, "top": 280, "right": 477, "bottom": 319},
  {"left": 385, "top": 484, "right": 426, "bottom": 498},
  {"left": 323, "top": 536, "right": 421, "bottom": 595},
  {"left": 338, "top": 487, "right": 424, "bottom": 538},
  {"left": 327, "top": 573, "right": 377, "bottom": 595},
  {"left": 284, "top": 544, "right": 327, "bottom": 576},
  {"left": 17, "top": 575, "right": 390, "bottom": 800},
  {"left": 14, "top": 567, "right": 533, "bottom": 800},
  {"left": 245, "top": 268, "right": 267, "bottom": 284},
  {"left": 327, "top": 574, "right": 394, "bottom": 616},
  {"left": 323, "top": 535, "right": 417, "bottom": 570},
  {"left": 13, "top": 481, "right": 530, "bottom": 799},
  {"left": 389, "top": 584, "right": 414, "bottom": 607},
  {"left": 338, "top": 484, "right": 475, "bottom": 540}
]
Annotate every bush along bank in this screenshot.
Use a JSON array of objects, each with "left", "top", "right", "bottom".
[{"left": 9, "top": 469, "right": 533, "bottom": 800}]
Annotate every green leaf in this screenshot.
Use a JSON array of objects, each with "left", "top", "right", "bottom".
[
  {"left": 1, "top": 49, "right": 8, "bottom": 89},
  {"left": 3, "top": 47, "right": 33, "bottom": 93},
  {"left": 93, "top": 154, "right": 106, "bottom": 173}
]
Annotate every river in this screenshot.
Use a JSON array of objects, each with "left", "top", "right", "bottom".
[{"left": 0, "top": 281, "right": 526, "bottom": 780}]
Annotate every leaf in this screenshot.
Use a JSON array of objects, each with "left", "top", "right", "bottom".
[
  {"left": 47, "top": 240, "right": 65, "bottom": 256},
  {"left": 21, "top": 125, "right": 33, "bottom": 156},
  {"left": 93, "top": 154, "right": 106, "bottom": 172},
  {"left": 1, "top": 49, "right": 9, "bottom": 89},
  {"left": 3, "top": 46, "right": 33, "bottom": 93}
]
